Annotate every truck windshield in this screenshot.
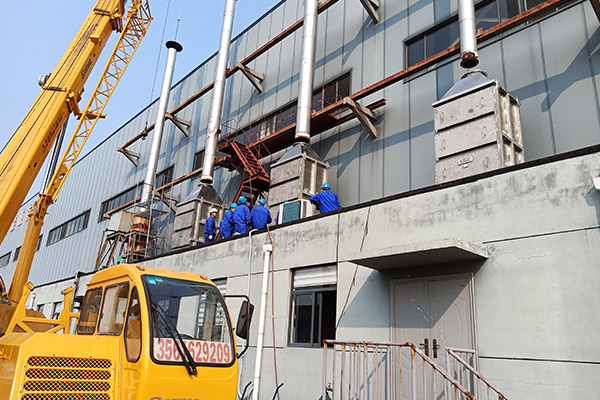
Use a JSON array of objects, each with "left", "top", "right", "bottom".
[{"left": 142, "top": 275, "right": 234, "bottom": 366}]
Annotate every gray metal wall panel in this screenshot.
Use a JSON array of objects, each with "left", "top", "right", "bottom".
[
  {"left": 262, "top": 5, "right": 285, "bottom": 115},
  {"left": 583, "top": 1, "right": 600, "bottom": 141},
  {"left": 274, "top": 0, "right": 299, "bottom": 109},
  {"left": 237, "top": 26, "right": 260, "bottom": 127},
  {"left": 248, "top": 15, "right": 272, "bottom": 123},
  {"left": 503, "top": 25, "right": 555, "bottom": 160},
  {"left": 321, "top": 8, "right": 345, "bottom": 85},
  {"left": 408, "top": 0, "right": 435, "bottom": 36},
  {"left": 409, "top": 73, "right": 436, "bottom": 189},
  {"left": 540, "top": 5, "right": 600, "bottom": 153}
]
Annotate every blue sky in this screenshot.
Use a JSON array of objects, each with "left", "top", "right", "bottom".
[{"left": 0, "top": 0, "right": 282, "bottom": 198}]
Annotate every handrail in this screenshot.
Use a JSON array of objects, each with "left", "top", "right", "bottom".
[
  {"left": 447, "top": 348, "right": 508, "bottom": 400},
  {"left": 323, "top": 340, "right": 477, "bottom": 400}
]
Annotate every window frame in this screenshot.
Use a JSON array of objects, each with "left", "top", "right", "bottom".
[
  {"left": 46, "top": 210, "right": 90, "bottom": 246},
  {"left": 76, "top": 287, "right": 104, "bottom": 335},
  {"left": 97, "top": 281, "right": 131, "bottom": 336},
  {"left": 0, "top": 252, "right": 11, "bottom": 268},
  {"left": 124, "top": 287, "right": 142, "bottom": 363},
  {"left": 404, "top": 0, "right": 533, "bottom": 68},
  {"left": 288, "top": 283, "right": 337, "bottom": 348}
]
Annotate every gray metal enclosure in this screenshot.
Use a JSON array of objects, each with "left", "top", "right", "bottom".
[{"left": 1, "top": 0, "right": 600, "bottom": 397}]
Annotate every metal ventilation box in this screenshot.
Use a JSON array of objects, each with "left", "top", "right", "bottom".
[{"left": 432, "top": 71, "right": 524, "bottom": 183}]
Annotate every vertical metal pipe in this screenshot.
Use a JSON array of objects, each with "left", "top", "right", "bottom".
[
  {"left": 458, "top": 0, "right": 479, "bottom": 68},
  {"left": 294, "top": 0, "right": 318, "bottom": 143},
  {"left": 251, "top": 243, "right": 273, "bottom": 400},
  {"left": 141, "top": 41, "right": 183, "bottom": 206},
  {"left": 201, "top": 0, "right": 236, "bottom": 184},
  {"left": 323, "top": 342, "right": 329, "bottom": 400}
]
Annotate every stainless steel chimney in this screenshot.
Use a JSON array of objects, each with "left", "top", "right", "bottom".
[
  {"left": 294, "top": 0, "right": 318, "bottom": 143},
  {"left": 458, "top": 0, "right": 479, "bottom": 69},
  {"left": 201, "top": 0, "right": 237, "bottom": 184},
  {"left": 141, "top": 41, "right": 183, "bottom": 207}
]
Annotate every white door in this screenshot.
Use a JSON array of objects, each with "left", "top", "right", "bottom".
[{"left": 392, "top": 275, "right": 474, "bottom": 399}]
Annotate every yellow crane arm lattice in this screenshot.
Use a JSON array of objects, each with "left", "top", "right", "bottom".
[{"left": 7, "top": 0, "right": 152, "bottom": 304}]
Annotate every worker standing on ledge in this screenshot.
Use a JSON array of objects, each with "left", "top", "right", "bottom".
[
  {"left": 310, "top": 183, "right": 341, "bottom": 214},
  {"left": 250, "top": 198, "right": 272, "bottom": 229},
  {"left": 220, "top": 203, "right": 237, "bottom": 239},
  {"left": 204, "top": 208, "right": 219, "bottom": 243},
  {"left": 234, "top": 196, "right": 252, "bottom": 234}
]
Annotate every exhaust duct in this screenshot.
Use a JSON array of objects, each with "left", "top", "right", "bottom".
[
  {"left": 458, "top": 0, "right": 479, "bottom": 69},
  {"left": 295, "top": 0, "right": 319, "bottom": 143},
  {"left": 141, "top": 41, "right": 183, "bottom": 207},
  {"left": 201, "top": 0, "right": 237, "bottom": 184}
]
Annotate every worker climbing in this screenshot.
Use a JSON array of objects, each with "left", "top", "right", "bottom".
[
  {"left": 250, "top": 198, "right": 272, "bottom": 229},
  {"left": 220, "top": 203, "right": 237, "bottom": 238},
  {"left": 234, "top": 196, "right": 252, "bottom": 234},
  {"left": 204, "top": 208, "right": 219, "bottom": 243},
  {"left": 310, "top": 183, "right": 341, "bottom": 214}
]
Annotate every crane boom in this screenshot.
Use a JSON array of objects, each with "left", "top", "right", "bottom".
[{"left": 0, "top": 0, "right": 127, "bottom": 243}]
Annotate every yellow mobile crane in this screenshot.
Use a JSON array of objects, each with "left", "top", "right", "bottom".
[{"left": 0, "top": 1, "right": 253, "bottom": 398}]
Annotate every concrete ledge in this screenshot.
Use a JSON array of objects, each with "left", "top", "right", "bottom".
[{"left": 342, "top": 237, "right": 489, "bottom": 270}]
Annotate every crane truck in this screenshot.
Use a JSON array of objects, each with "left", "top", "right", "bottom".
[{"left": 0, "top": 1, "right": 253, "bottom": 398}]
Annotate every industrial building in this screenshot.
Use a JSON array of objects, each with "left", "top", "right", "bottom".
[{"left": 1, "top": 0, "right": 599, "bottom": 397}]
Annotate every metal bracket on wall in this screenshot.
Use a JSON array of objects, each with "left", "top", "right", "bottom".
[
  {"left": 359, "top": 0, "right": 380, "bottom": 24},
  {"left": 165, "top": 113, "right": 191, "bottom": 137},
  {"left": 117, "top": 147, "right": 140, "bottom": 166},
  {"left": 236, "top": 62, "right": 265, "bottom": 93},
  {"left": 343, "top": 97, "right": 379, "bottom": 139}
]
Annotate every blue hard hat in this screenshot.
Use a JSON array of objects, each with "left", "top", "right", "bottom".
[
  {"left": 238, "top": 196, "right": 247, "bottom": 203},
  {"left": 230, "top": 203, "right": 238, "bottom": 208},
  {"left": 258, "top": 198, "right": 266, "bottom": 205},
  {"left": 322, "top": 183, "right": 330, "bottom": 189}
]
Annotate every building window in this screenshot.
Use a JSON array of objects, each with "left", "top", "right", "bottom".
[
  {"left": 225, "top": 74, "right": 351, "bottom": 143},
  {"left": 155, "top": 166, "right": 174, "bottom": 189},
  {"left": 289, "top": 265, "right": 337, "bottom": 347},
  {"left": 36, "top": 235, "right": 42, "bottom": 252},
  {"left": 47, "top": 210, "right": 90, "bottom": 246},
  {"left": 13, "top": 247, "right": 21, "bottom": 262},
  {"left": 0, "top": 252, "right": 10, "bottom": 268},
  {"left": 52, "top": 301, "right": 63, "bottom": 320},
  {"left": 406, "top": 0, "right": 537, "bottom": 67},
  {"left": 98, "top": 185, "right": 142, "bottom": 222},
  {"left": 193, "top": 151, "right": 205, "bottom": 171}
]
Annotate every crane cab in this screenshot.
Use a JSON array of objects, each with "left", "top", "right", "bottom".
[
  {"left": 75, "top": 263, "right": 243, "bottom": 399},
  {"left": 0, "top": 263, "right": 250, "bottom": 399}
]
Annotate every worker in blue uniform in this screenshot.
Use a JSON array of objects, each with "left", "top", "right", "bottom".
[
  {"left": 204, "top": 208, "right": 219, "bottom": 242},
  {"left": 309, "top": 183, "right": 341, "bottom": 214},
  {"left": 220, "top": 203, "right": 237, "bottom": 238},
  {"left": 250, "top": 198, "right": 272, "bottom": 229},
  {"left": 233, "top": 196, "right": 252, "bottom": 234}
]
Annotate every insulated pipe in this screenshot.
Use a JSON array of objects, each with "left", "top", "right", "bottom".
[
  {"left": 458, "top": 0, "right": 479, "bottom": 69},
  {"left": 294, "top": 0, "right": 319, "bottom": 143},
  {"left": 251, "top": 243, "right": 274, "bottom": 400},
  {"left": 141, "top": 41, "right": 183, "bottom": 207},
  {"left": 201, "top": 0, "right": 237, "bottom": 184}
]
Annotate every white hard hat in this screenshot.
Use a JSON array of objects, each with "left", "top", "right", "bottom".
[{"left": 210, "top": 208, "right": 218, "bottom": 214}]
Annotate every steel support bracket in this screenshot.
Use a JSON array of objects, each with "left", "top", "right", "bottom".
[
  {"left": 165, "top": 113, "right": 191, "bottom": 137},
  {"left": 237, "top": 62, "right": 265, "bottom": 93},
  {"left": 117, "top": 147, "right": 140, "bottom": 166},
  {"left": 359, "top": 0, "right": 380, "bottom": 24},
  {"left": 66, "top": 92, "right": 83, "bottom": 117},
  {"left": 343, "top": 97, "right": 379, "bottom": 139}
]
